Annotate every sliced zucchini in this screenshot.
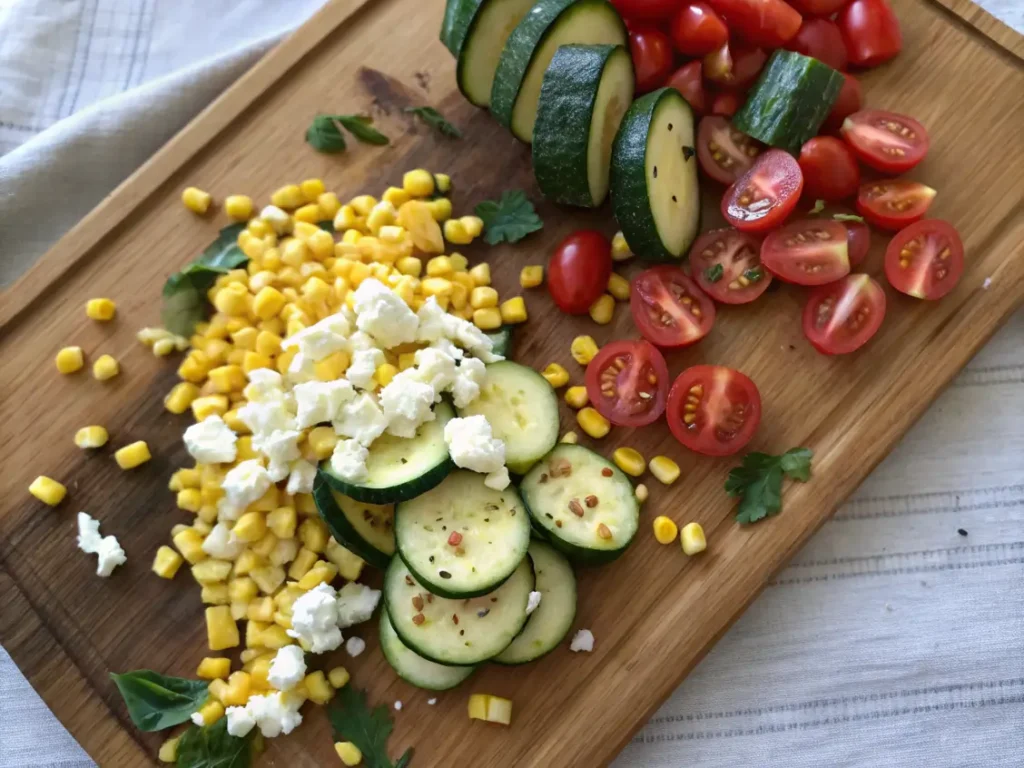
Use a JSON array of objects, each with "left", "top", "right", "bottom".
[
  {"left": 494, "top": 541, "right": 576, "bottom": 665},
  {"left": 520, "top": 444, "right": 639, "bottom": 564},
  {"left": 485, "top": 326, "right": 514, "bottom": 358},
  {"left": 610, "top": 87, "right": 701, "bottom": 262},
  {"left": 454, "top": 361, "right": 559, "bottom": 475},
  {"left": 453, "top": 0, "right": 536, "bottom": 107},
  {"left": 385, "top": 556, "right": 534, "bottom": 666},
  {"left": 396, "top": 470, "right": 530, "bottom": 598},
  {"left": 533, "top": 44, "right": 634, "bottom": 207},
  {"left": 380, "top": 612, "right": 474, "bottom": 690},
  {"left": 313, "top": 478, "right": 394, "bottom": 570},
  {"left": 490, "top": 0, "right": 628, "bottom": 143},
  {"left": 320, "top": 401, "right": 454, "bottom": 505}
]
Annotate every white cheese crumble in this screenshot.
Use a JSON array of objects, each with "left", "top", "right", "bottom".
[
  {"left": 268, "top": 645, "right": 307, "bottom": 692},
  {"left": 218, "top": 460, "right": 272, "bottom": 521},
  {"left": 292, "top": 379, "right": 355, "bottom": 429},
  {"left": 353, "top": 278, "right": 419, "bottom": 349},
  {"left": 570, "top": 629, "right": 595, "bottom": 653},
  {"left": 225, "top": 705, "right": 257, "bottom": 738},
  {"left": 254, "top": 429, "right": 303, "bottom": 482},
  {"left": 336, "top": 582, "right": 381, "bottom": 629},
  {"left": 329, "top": 439, "right": 369, "bottom": 483},
  {"left": 416, "top": 297, "right": 501, "bottom": 362},
  {"left": 443, "top": 415, "right": 509, "bottom": 490},
  {"left": 345, "top": 636, "right": 366, "bottom": 658},
  {"left": 201, "top": 522, "right": 246, "bottom": 560},
  {"left": 183, "top": 415, "right": 237, "bottom": 464},
  {"left": 412, "top": 346, "right": 457, "bottom": 396},
  {"left": 347, "top": 347, "right": 386, "bottom": 391},
  {"left": 450, "top": 357, "right": 486, "bottom": 409},
  {"left": 245, "top": 692, "right": 303, "bottom": 738},
  {"left": 526, "top": 591, "right": 542, "bottom": 616},
  {"left": 333, "top": 393, "right": 388, "bottom": 446},
  {"left": 380, "top": 370, "right": 437, "bottom": 438},
  {"left": 76, "top": 512, "right": 126, "bottom": 577},
  {"left": 983, "top": 277, "right": 992, "bottom": 289},
  {"left": 287, "top": 583, "right": 342, "bottom": 653},
  {"left": 427, "top": 698, "right": 437, "bottom": 706},
  {"left": 281, "top": 313, "right": 350, "bottom": 364},
  {"left": 285, "top": 459, "right": 317, "bottom": 495},
  {"left": 191, "top": 711, "right": 207, "bottom": 726},
  {"left": 394, "top": 700, "right": 403, "bottom": 711}
]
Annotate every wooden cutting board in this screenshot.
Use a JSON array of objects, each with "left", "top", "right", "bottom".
[{"left": 1, "top": 0, "right": 1021, "bottom": 765}]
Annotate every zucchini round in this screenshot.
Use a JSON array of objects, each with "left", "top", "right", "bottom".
[
  {"left": 379, "top": 611, "right": 475, "bottom": 690},
  {"left": 452, "top": 0, "right": 536, "bottom": 107},
  {"left": 313, "top": 477, "right": 394, "bottom": 570}
]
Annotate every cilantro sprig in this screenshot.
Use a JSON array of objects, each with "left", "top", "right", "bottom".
[
  {"left": 328, "top": 686, "right": 412, "bottom": 768},
  {"left": 809, "top": 199, "right": 865, "bottom": 223},
  {"left": 306, "top": 114, "right": 389, "bottom": 153},
  {"left": 404, "top": 106, "right": 461, "bottom": 138},
  {"left": 474, "top": 190, "right": 543, "bottom": 245},
  {"left": 726, "top": 448, "right": 814, "bottom": 525}
]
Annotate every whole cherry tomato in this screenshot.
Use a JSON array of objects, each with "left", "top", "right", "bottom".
[
  {"left": 670, "top": 2, "right": 728, "bottom": 56},
  {"left": 630, "top": 26, "right": 676, "bottom": 92},
  {"left": 612, "top": 0, "right": 684, "bottom": 20},
  {"left": 548, "top": 230, "right": 613, "bottom": 314},
  {"left": 666, "top": 60, "right": 707, "bottom": 114},
  {"left": 798, "top": 136, "right": 860, "bottom": 201},
  {"left": 837, "top": 0, "right": 902, "bottom": 67}
]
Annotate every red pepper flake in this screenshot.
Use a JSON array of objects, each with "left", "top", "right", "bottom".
[
  {"left": 448, "top": 531, "right": 463, "bottom": 546},
  {"left": 585, "top": 495, "right": 598, "bottom": 508},
  {"left": 550, "top": 458, "right": 572, "bottom": 477},
  {"left": 539, "top": 473, "right": 549, "bottom": 484},
  {"left": 555, "top": 519, "right": 563, "bottom": 528},
  {"left": 569, "top": 499, "right": 584, "bottom": 517},
  {"left": 426, "top": 593, "right": 434, "bottom": 603},
  {"left": 601, "top": 467, "right": 613, "bottom": 477},
  {"left": 404, "top": 575, "right": 414, "bottom": 586},
  {"left": 412, "top": 595, "right": 424, "bottom": 611},
  {"left": 452, "top": 614, "right": 459, "bottom": 625},
  {"left": 412, "top": 613, "right": 425, "bottom": 626},
  {"left": 597, "top": 523, "right": 612, "bottom": 540}
]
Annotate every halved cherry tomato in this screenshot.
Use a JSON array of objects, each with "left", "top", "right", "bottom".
[
  {"left": 666, "top": 61, "right": 707, "bottom": 115},
  {"left": 667, "top": 365, "right": 762, "bottom": 456},
  {"left": 798, "top": 136, "right": 860, "bottom": 202},
  {"left": 710, "top": 90, "right": 743, "bottom": 116},
  {"left": 856, "top": 180, "right": 936, "bottom": 230},
  {"left": 787, "top": 0, "right": 846, "bottom": 16},
  {"left": 697, "top": 115, "right": 761, "bottom": 185},
  {"left": 707, "top": 0, "right": 803, "bottom": 47},
  {"left": 690, "top": 229, "right": 772, "bottom": 304},
  {"left": 630, "top": 266, "right": 716, "bottom": 347},
  {"left": 841, "top": 110, "right": 929, "bottom": 173},
  {"left": 803, "top": 274, "right": 886, "bottom": 354},
  {"left": 762, "top": 219, "right": 850, "bottom": 285},
  {"left": 837, "top": 0, "right": 901, "bottom": 67},
  {"left": 722, "top": 149, "right": 803, "bottom": 232},
  {"left": 844, "top": 219, "right": 871, "bottom": 268},
  {"left": 548, "top": 230, "right": 613, "bottom": 314},
  {"left": 786, "top": 18, "right": 848, "bottom": 71},
  {"left": 703, "top": 42, "right": 767, "bottom": 88},
  {"left": 630, "top": 26, "right": 676, "bottom": 93},
  {"left": 822, "top": 73, "right": 862, "bottom": 134},
  {"left": 612, "top": 0, "right": 685, "bottom": 19},
  {"left": 884, "top": 220, "right": 963, "bottom": 300},
  {"left": 585, "top": 340, "right": 670, "bottom": 426},
  {"left": 670, "top": 2, "right": 728, "bottom": 55}
]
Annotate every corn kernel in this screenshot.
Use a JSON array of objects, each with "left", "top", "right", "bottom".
[
  {"left": 470, "top": 286, "right": 498, "bottom": 309},
  {"left": 114, "top": 441, "right": 151, "bottom": 470},
  {"left": 182, "top": 187, "right": 213, "bottom": 214},
  {"left": 469, "top": 263, "right": 491, "bottom": 286},
  {"left": 163, "top": 382, "right": 199, "bottom": 415},
  {"left": 176, "top": 488, "right": 202, "bottom": 512},
  {"left": 421, "top": 277, "right": 453, "bottom": 297},
  {"left": 366, "top": 201, "right": 397, "bottom": 235},
  {"left": 292, "top": 203, "right": 321, "bottom": 225},
  {"left": 234, "top": 511, "right": 268, "bottom": 542},
  {"left": 613, "top": 447, "right": 645, "bottom": 477},
  {"left": 499, "top": 296, "right": 527, "bottom": 324},
  {"left": 681, "top": 522, "right": 706, "bottom": 555},
  {"left": 288, "top": 548, "right": 318, "bottom": 580},
  {"left": 328, "top": 667, "right": 350, "bottom": 689},
  {"left": 324, "top": 539, "right": 364, "bottom": 581},
  {"left": 560, "top": 431, "right": 579, "bottom": 444},
  {"left": 192, "top": 395, "right": 229, "bottom": 421},
  {"left": 55, "top": 346, "right": 84, "bottom": 374},
  {"left": 461, "top": 216, "right": 484, "bottom": 238},
  {"left": 271, "top": 184, "right": 304, "bottom": 209},
  {"left": 649, "top": 455, "right": 681, "bottom": 485},
  {"left": 317, "top": 192, "right": 341, "bottom": 220},
  {"left": 425, "top": 255, "right": 453, "bottom": 278},
  {"left": 468, "top": 694, "right": 512, "bottom": 725},
  {"left": 152, "top": 546, "right": 184, "bottom": 580},
  {"left": 173, "top": 528, "right": 207, "bottom": 564},
  {"left": 85, "top": 298, "right": 116, "bottom": 321},
  {"left": 349, "top": 195, "right": 377, "bottom": 216},
  {"left": 205, "top": 606, "right": 240, "bottom": 651},
  {"left": 223, "top": 194, "right": 253, "bottom": 221},
  {"left": 402, "top": 169, "right": 435, "bottom": 198},
  {"left": 91, "top": 354, "right": 120, "bottom": 381},
  {"left": 152, "top": 338, "right": 176, "bottom": 357},
  {"left": 427, "top": 197, "right": 453, "bottom": 222},
  {"left": 541, "top": 363, "right": 569, "bottom": 389},
  {"left": 299, "top": 177, "right": 326, "bottom": 202},
  {"left": 195, "top": 699, "right": 225, "bottom": 726},
  {"left": 519, "top": 265, "right": 543, "bottom": 288},
  {"left": 197, "top": 656, "right": 231, "bottom": 681},
  {"left": 607, "top": 273, "right": 630, "bottom": 301},
  {"left": 382, "top": 186, "right": 411, "bottom": 207},
  {"left": 222, "top": 671, "right": 252, "bottom": 707},
  {"left": 449, "top": 252, "right": 468, "bottom": 272},
  {"left": 612, "top": 231, "right": 633, "bottom": 261},
  {"left": 314, "top": 351, "right": 350, "bottom": 381},
  {"left": 577, "top": 407, "right": 610, "bottom": 439},
  {"left": 564, "top": 386, "right": 588, "bottom": 410},
  {"left": 653, "top": 516, "right": 678, "bottom": 545},
  {"left": 472, "top": 307, "right": 502, "bottom": 330},
  {"left": 443, "top": 218, "right": 473, "bottom": 245},
  {"left": 433, "top": 173, "right": 452, "bottom": 194},
  {"left": 251, "top": 565, "right": 286, "bottom": 595},
  {"left": 570, "top": 336, "right": 599, "bottom": 366},
  {"left": 396, "top": 256, "right": 422, "bottom": 277},
  {"left": 397, "top": 200, "right": 445, "bottom": 253},
  {"left": 207, "top": 364, "right": 246, "bottom": 394},
  {"left": 298, "top": 560, "right": 338, "bottom": 590},
  {"left": 29, "top": 476, "right": 66, "bottom": 506},
  {"left": 74, "top": 425, "right": 109, "bottom": 449},
  {"left": 335, "top": 742, "right": 363, "bottom": 766},
  {"left": 158, "top": 736, "right": 180, "bottom": 763},
  {"left": 589, "top": 294, "right": 615, "bottom": 325},
  {"left": 635, "top": 483, "right": 649, "bottom": 504},
  {"left": 372, "top": 362, "right": 397, "bottom": 388}
]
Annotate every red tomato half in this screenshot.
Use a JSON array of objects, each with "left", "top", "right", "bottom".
[
  {"left": 706, "top": 0, "right": 803, "bottom": 47},
  {"left": 585, "top": 340, "right": 670, "bottom": 427},
  {"left": 630, "top": 266, "right": 716, "bottom": 347},
  {"left": 722, "top": 149, "right": 803, "bottom": 232},
  {"left": 671, "top": 2, "right": 729, "bottom": 56},
  {"left": 703, "top": 42, "right": 767, "bottom": 88},
  {"left": 787, "top": 0, "right": 846, "bottom": 16},
  {"left": 837, "top": 0, "right": 902, "bottom": 67},
  {"left": 786, "top": 18, "right": 848, "bottom": 71},
  {"left": 822, "top": 73, "right": 862, "bottom": 134},
  {"left": 841, "top": 110, "right": 929, "bottom": 173},
  {"left": 856, "top": 180, "right": 936, "bottom": 230},
  {"left": 667, "top": 366, "right": 762, "bottom": 456},
  {"left": 710, "top": 90, "right": 743, "bottom": 116},
  {"left": 803, "top": 274, "right": 886, "bottom": 354},
  {"left": 798, "top": 136, "right": 860, "bottom": 202},
  {"left": 612, "top": 0, "right": 685, "bottom": 19},
  {"left": 690, "top": 229, "right": 772, "bottom": 304},
  {"left": 547, "top": 230, "right": 613, "bottom": 314},
  {"left": 630, "top": 26, "right": 676, "bottom": 92},
  {"left": 761, "top": 219, "right": 850, "bottom": 285},
  {"left": 697, "top": 115, "right": 762, "bottom": 185},
  {"left": 666, "top": 61, "right": 707, "bottom": 115},
  {"left": 884, "top": 220, "right": 963, "bottom": 300},
  {"left": 844, "top": 219, "right": 871, "bottom": 268}
]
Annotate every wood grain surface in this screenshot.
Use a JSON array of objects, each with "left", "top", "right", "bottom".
[{"left": 1, "top": 0, "right": 1021, "bottom": 766}]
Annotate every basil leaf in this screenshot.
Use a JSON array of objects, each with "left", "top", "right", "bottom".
[
  {"left": 162, "top": 279, "right": 206, "bottom": 337},
  {"left": 404, "top": 106, "right": 462, "bottom": 138},
  {"left": 833, "top": 213, "right": 865, "bottom": 223},
  {"left": 337, "top": 115, "right": 390, "bottom": 146},
  {"left": 110, "top": 671, "right": 208, "bottom": 732},
  {"left": 306, "top": 115, "right": 347, "bottom": 153},
  {"left": 176, "top": 719, "right": 254, "bottom": 768}
]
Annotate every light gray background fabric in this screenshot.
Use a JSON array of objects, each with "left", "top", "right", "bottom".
[{"left": 1, "top": 1, "right": 1021, "bottom": 766}]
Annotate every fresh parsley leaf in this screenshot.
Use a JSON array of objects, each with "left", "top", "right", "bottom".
[
  {"left": 336, "top": 115, "right": 390, "bottom": 146},
  {"left": 474, "top": 190, "right": 543, "bottom": 245},
  {"left": 328, "top": 686, "right": 412, "bottom": 768},
  {"left": 317, "top": 220, "right": 336, "bottom": 233},
  {"left": 809, "top": 199, "right": 826, "bottom": 214},
  {"left": 404, "top": 106, "right": 462, "bottom": 138},
  {"left": 703, "top": 264, "right": 724, "bottom": 283},
  {"left": 110, "top": 670, "right": 208, "bottom": 732},
  {"left": 176, "top": 719, "right": 255, "bottom": 768},
  {"left": 306, "top": 115, "right": 347, "bottom": 153},
  {"left": 726, "top": 448, "right": 814, "bottom": 525},
  {"left": 833, "top": 213, "right": 865, "bottom": 223}
]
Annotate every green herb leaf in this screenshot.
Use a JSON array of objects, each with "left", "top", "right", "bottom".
[
  {"left": 726, "top": 448, "right": 814, "bottom": 525},
  {"left": 703, "top": 264, "right": 724, "bottom": 283},
  {"left": 743, "top": 267, "right": 763, "bottom": 283},
  {"left": 833, "top": 213, "right": 865, "bottom": 223},
  {"left": 317, "top": 220, "right": 336, "bottom": 233},
  {"left": 328, "top": 686, "right": 412, "bottom": 768},
  {"left": 474, "top": 190, "right": 543, "bottom": 245},
  {"left": 306, "top": 115, "right": 347, "bottom": 153},
  {"left": 337, "top": 115, "right": 390, "bottom": 145},
  {"left": 110, "top": 670, "right": 208, "bottom": 732},
  {"left": 809, "top": 199, "right": 826, "bottom": 214},
  {"left": 403, "top": 106, "right": 462, "bottom": 138},
  {"left": 176, "top": 719, "right": 255, "bottom": 768}
]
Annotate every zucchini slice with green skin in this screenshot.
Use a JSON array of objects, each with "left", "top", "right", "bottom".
[
  {"left": 396, "top": 470, "right": 530, "bottom": 599},
  {"left": 610, "top": 87, "right": 701, "bottom": 262},
  {"left": 490, "top": 0, "right": 628, "bottom": 143},
  {"left": 520, "top": 444, "right": 639, "bottom": 564},
  {"left": 733, "top": 51, "right": 843, "bottom": 155},
  {"left": 533, "top": 44, "right": 634, "bottom": 207},
  {"left": 313, "top": 477, "right": 394, "bottom": 570},
  {"left": 493, "top": 540, "right": 576, "bottom": 665},
  {"left": 454, "top": 361, "right": 559, "bottom": 475},
  {"left": 453, "top": 0, "right": 536, "bottom": 107},
  {"left": 379, "top": 611, "right": 475, "bottom": 690},
  {"left": 384, "top": 556, "right": 534, "bottom": 666},
  {"left": 319, "top": 401, "right": 454, "bottom": 505},
  {"left": 484, "top": 326, "right": 514, "bottom": 358}
]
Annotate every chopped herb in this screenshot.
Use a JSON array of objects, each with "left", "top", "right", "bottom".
[
  {"left": 703, "top": 264, "right": 724, "bottom": 283},
  {"left": 474, "top": 190, "right": 543, "bottom": 245},
  {"left": 328, "top": 686, "right": 413, "bottom": 768},
  {"left": 833, "top": 213, "right": 865, "bottom": 223},
  {"left": 809, "top": 199, "right": 826, "bottom": 214},
  {"left": 305, "top": 114, "right": 389, "bottom": 153},
  {"left": 317, "top": 220, "right": 335, "bottom": 232},
  {"left": 404, "top": 106, "right": 462, "bottom": 138},
  {"left": 175, "top": 718, "right": 256, "bottom": 768},
  {"left": 726, "top": 448, "right": 814, "bottom": 525},
  {"left": 957, "top": 528, "right": 968, "bottom": 537},
  {"left": 743, "top": 267, "right": 763, "bottom": 283},
  {"left": 109, "top": 670, "right": 209, "bottom": 732},
  {"left": 337, "top": 114, "right": 390, "bottom": 145},
  {"left": 682, "top": 145, "right": 695, "bottom": 160}
]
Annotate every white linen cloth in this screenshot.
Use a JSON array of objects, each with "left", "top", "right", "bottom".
[{"left": 1, "top": 1, "right": 1021, "bottom": 766}]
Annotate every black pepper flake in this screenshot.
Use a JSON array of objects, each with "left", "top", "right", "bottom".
[
  {"left": 460, "top": 629, "right": 465, "bottom": 636},
  {"left": 442, "top": 525, "right": 447, "bottom": 531},
  {"left": 484, "top": 518, "right": 490, "bottom": 523},
  {"left": 682, "top": 146, "right": 695, "bottom": 160},
  {"left": 668, "top": 123, "right": 673, "bottom": 131},
  {"left": 653, "top": 166, "right": 658, "bottom": 178},
  {"left": 477, "top": 608, "right": 490, "bottom": 618},
  {"left": 452, "top": 614, "right": 459, "bottom": 625},
  {"left": 490, "top": 597, "right": 498, "bottom": 603},
  {"left": 958, "top": 528, "right": 968, "bottom": 536},
  {"left": 429, "top": 555, "right": 435, "bottom": 563},
  {"left": 439, "top": 570, "right": 452, "bottom": 579},
  {"left": 400, "top": 457, "right": 408, "bottom": 464},
  {"left": 672, "top": 195, "right": 677, "bottom": 202},
  {"left": 545, "top": 513, "right": 553, "bottom": 519}
]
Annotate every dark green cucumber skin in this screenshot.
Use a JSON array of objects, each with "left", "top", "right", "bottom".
[
  {"left": 485, "top": 326, "right": 514, "bottom": 358},
  {"left": 440, "top": 0, "right": 482, "bottom": 57},
  {"left": 318, "top": 455, "right": 453, "bottom": 506},
  {"left": 732, "top": 51, "right": 843, "bottom": 155},
  {"left": 610, "top": 87, "right": 697, "bottom": 263},
  {"left": 533, "top": 44, "right": 628, "bottom": 207},
  {"left": 399, "top": 551, "right": 514, "bottom": 601},
  {"left": 378, "top": 612, "right": 474, "bottom": 690},
  {"left": 312, "top": 474, "right": 392, "bottom": 570}
]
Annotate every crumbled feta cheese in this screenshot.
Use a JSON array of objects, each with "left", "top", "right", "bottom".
[
  {"left": 431, "top": 337, "right": 464, "bottom": 361},
  {"left": 416, "top": 298, "right": 501, "bottom": 362},
  {"left": 416, "top": 297, "right": 448, "bottom": 343},
  {"left": 413, "top": 346, "right": 457, "bottom": 397},
  {"left": 427, "top": 698, "right": 437, "bottom": 706},
  {"left": 443, "top": 416, "right": 509, "bottom": 490},
  {"left": 526, "top": 591, "right": 542, "bottom": 615},
  {"left": 287, "top": 583, "right": 343, "bottom": 653},
  {"left": 77, "top": 512, "right": 102, "bottom": 552},
  {"left": 451, "top": 357, "right": 486, "bottom": 409},
  {"left": 353, "top": 279, "right": 419, "bottom": 348},
  {"left": 281, "top": 313, "right": 350, "bottom": 361},
  {"left": 253, "top": 429, "right": 303, "bottom": 482},
  {"left": 260, "top": 205, "right": 291, "bottom": 234},
  {"left": 218, "top": 460, "right": 272, "bottom": 521},
  {"left": 268, "top": 645, "right": 307, "bottom": 692},
  {"left": 347, "top": 330, "right": 377, "bottom": 352},
  {"left": 345, "top": 636, "right": 366, "bottom": 657},
  {"left": 394, "top": 700, "right": 403, "bottom": 711},
  {"left": 191, "top": 711, "right": 207, "bottom": 726},
  {"left": 245, "top": 692, "right": 303, "bottom": 738},
  {"left": 244, "top": 369, "right": 287, "bottom": 402},
  {"left": 292, "top": 379, "right": 355, "bottom": 428},
  {"left": 238, "top": 398, "right": 296, "bottom": 436},
  {"left": 347, "top": 347, "right": 386, "bottom": 391},
  {"left": 333, "top": 394, "right": 388, "bottom": 446},
  {"left": 76, "top": 512, "right": 126, "bottom": 577},
  {"left": 329, "top": 439, "right": 369, "bottom": 483},
  {"left": 183, "top": 415, "right": 237, "bottom": 464},
  {"left": 380, "top": 370, "right": 436, "bottom": 438},
  {"left": 225, "top": 705, "right": 256, "bottom": 738},
  {"left": 336, "top": 582, "right": 382, "bottom": 629},
  {"left": 570, "top": 629, "right": 594, "bottom": 653},
  {"left": 285, "top": 459, "right": 317, "bottom": 495},
  {"left": 202, "top": 522, "right": 246, "bottom": 560},
  {"left": 983, "top": 277, "right": 992, "bottom": 289}
]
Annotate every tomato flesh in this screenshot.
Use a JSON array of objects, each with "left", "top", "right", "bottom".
[
  {"left": 703, "top": 42, "right": 766, "bottom": 89},
  {"left": 630, "top": 266, "right": 716, "bottom": 347},
  {"left": 630, "top": 26, "right": 676, "bottom": 93},
  {"left": 798, "top": 136, "right": 860, "bottom": 202},
  {"left": 722, "top": 149, "right": 804, "bottom": 233},
  {"left": 856, "top": 180, "right": 936, "bottom": 230},
  {"left": 667, "top": 365, "right": 762, "bottom": 456},
  {"left": 822, "top": 74, "right": 862, "bottom": 134},
  {"left": 841, "top": 109, "right": 929, "bottom": 173},
  {"left": 706, "top": 0, "right": 803, "bottom": 48},
  {"left": 884, "top": 220, "right": 963, "bottom": 300},
  {"left": 761, "top": 219, "right": 850, "bottom": 286},
  {"left": 697, "top": 116, "right": 761, "bottom": 185},
  {"left": 547, "top": 230, "right": 613, "bottom": 314},
  {"left": 584, "top": 340, "right": 669, "bottom": 427},
  {"left": 612, "top": 0, "right": 685, "bottom": 19},
  {"left": 787, "top": 18, "right": 848, "bottom": 71},
  {"left": 803, "top": 274, "right": 886, "bottom": 355},
  {"left": 690, "top": 229, "right": 771, "bottom": 304},
  {"left": 710, "top": 90, "right": 743, "bottom": 117},
  {"left": 787, "top": 0, "right": 846, "bottom": 16},
  {"left": 844, "top": 219, "right": 871, "bottom": 269},
  {"left": 671, "top": 1, "right": 729, "bottom": 56},
  {"left": 837, "top": 0, "right": 902, "bottom": 67},
  {"left": 666, "top": 61, "right": 707, "bottom": 115}
]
